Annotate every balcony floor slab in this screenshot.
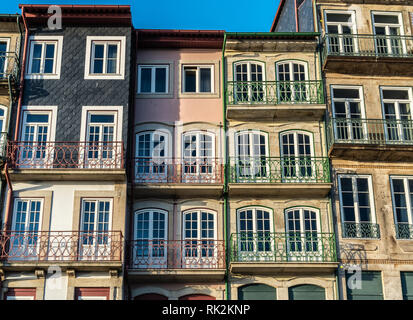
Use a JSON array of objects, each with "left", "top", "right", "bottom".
[
  {"left": 126, "top": 268, "right": 226, "bottom": 282},
  {"left": 228, "top": 183, "right": 332, "bottom": 198},
  {"left": 230, "top": 262, "right": 339, "bottom": 274}
]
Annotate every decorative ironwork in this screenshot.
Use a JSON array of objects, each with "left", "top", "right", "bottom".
[
  {"left": 134, "top": 157, "right": 223, "bottom": 184},
  {"left": 230, "top": 232, "right": 337, "bottom": 263},
  {"left": 226, "top": 80, "right": 324, "bottom": 105},
  {"left": 227, "top": 156, "right": 330, "bottom": 183},
  {"left": 322, "top": 34, "right": 413, "bottom": 59},
  {"left": 342, "top": 222, "right": 381, "bottom": 239},
  {"left": 395, "top": 223, "right": 413, "bottom": 239},
  {"left": 0, "top": 52, "right": 20, "bottom": 82},
  {"left": 7, "top": 141, "right": 124, "bottom": 169},
  {"left": 326, "top": 117, "right": 413, "bottom": 149},
  {"left": 127, "top": 240, "right": 225, "bottom": 269},
  {"left": 0, "top": 132, "right": 7, "bottom": 159},
  {"left": 0, "top": 231, "right": 123, "bottom": 262}
]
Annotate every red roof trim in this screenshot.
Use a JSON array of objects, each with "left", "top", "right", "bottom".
[{"left": 270, "top": 0, "right": 286, "bottom": 32}]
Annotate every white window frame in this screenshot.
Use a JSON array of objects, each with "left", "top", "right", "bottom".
[
  {"left": 371, "top": 11, "right": 406, "bottom": 55},
  {"left": 84, "top": 36, "right": 126, "bottom": 80},
  {"left": 137, "top": 65, "right": 169, "bottom": 94},
  {"left": 233, "top": 61, "right": 266, "bottom": 104},
  {"left": 0, "top": 104, "right": 8, "bottom": 132},
  {"left": 25, "top": 35, "right": 63, "bottom": 80},
  {"left": 390, "top": 176, "right": 413, "bottom": 235},
  {"left": 337, "top": 174, "right": 377, "bottom": 236},
  {"left": 324, "top": 10, "right": 358, "bottom": 54},
  {"left": 0, "top": 38, "right": 10, "bottom": 77},
  {"left": 181, "top": 64, "right": 214, "bottom": 94}
]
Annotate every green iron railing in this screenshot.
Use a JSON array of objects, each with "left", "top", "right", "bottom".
[
  {"left": 226, "top": 80, "right": 324, "bottom": 105},
  {"left": 395, "top": 223, "right": 413, "bottom": 240},
  {"left": 322, "top": 34, "right": 413, "bottom": 59},
  {"left": 342, "top": 222, "right": 381, "bottom": 239},
  {"left": 230, "top": 232, "right": 337, "bottom": 263},
  {"left": 326, "top": 117, "right": 413, "bottom": 149},
  {"left": 0, "top": 132, "right": 7, "bottom": 159},
  {"left": 0, "top": 52, "right": 20, "bottom": 82},
  {"left": 227, "top": 156, "right": 330, "bottom": 183}
]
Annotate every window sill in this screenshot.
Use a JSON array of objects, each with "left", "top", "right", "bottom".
[
  {"left": 179, "top": 92, "right": 219, "bottom": 99},
  {"left": 136, "top": 92, "right": 174, "bottom": 99},
  {"left": 25, "top": 73, "right": 61, "bottom": 80},
  {"left": 84, "top": 73, "right": 125, "bottom": 80}
]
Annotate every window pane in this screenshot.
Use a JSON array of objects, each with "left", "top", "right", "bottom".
[
  {"left": 326, "top": 13, "right": 352, "bottom": 23},
  {"left": 33, "top": 44, "right": 42, "bottom": 58},
  {"left": 333, "top": 88, "right": 360, "bottom": 99},
  {"left": 382, "top": 90, "right": 409, "bottom": 100},
  {"left": 94, "top": 44, "right": 104, "bottom": 59},
  {"left": 31, "top": 59, "right": 41, "bottom": 73},
  {"left": 106, "top": 59, "right": 116, "bottom": 74},
  {"left": 45, "top": 44, "right": 55, "bottom": 59},
  {"left": 90, "top": 114, "right": 114, "bottom": 123},
  {"left": 200, "top": 68, "right": 211, "bottom": 93},
  {"left": 140, "top": 68, "right": 152, "bottom": 93},
  {"left": 184, "top": 68, "right": 196, "bottom": 92},
  {"left": 26, "top": 114, "right": 49, "bottom": 123},
  {"left": 93, "top": 60, "right": 103, "bottom": 74},
  {"left": 107, "top": 45, "right": 118, "bottom": 59},
  {"left": 44, "top": 59, "right": 54, "bottom": 73},
  {"left": 155, "top": 68, "right": 166, "bottom": 93},
  {"left": 374, "top": 14, "right": 399, "bottom": 24}
]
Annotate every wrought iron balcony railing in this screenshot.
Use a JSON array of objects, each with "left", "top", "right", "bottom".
[
  {"left": 134, "top": 157, "right": 224, "bottom": 184},
  {"left": 127, "top": 240, "right": 226, "bottom": 269},
  {"left": 230, "top": 232, "right": 337, "bottom": 263},
  {"left": 0, "top": 132, "right": 7, "bottom": 159},
  {"left": 0, "top": 231, "right": 123, "bottom": 262},
  {"left": 226, "top": 80, "right": 324, "bottom": 105},
  {"left": 395, "top": 223, "right": 413, "bottom": 240},
  {"left": 322, "top": 34, "right": 413, "bottom": 59},
  {"left": 7, "top": 141, "right": 124, "bottom": 169},
  {"left": 227, "top": 156, "right": 330, "bottom": 183},
  {"left": 326, "top": 117, "right": 413, "bottom": 149},
  {"left": 0, "top": 52, "right": 20, "bottom": 81},
  {"left": 342, "top": 222, "right": 381, "bottom": 239}
]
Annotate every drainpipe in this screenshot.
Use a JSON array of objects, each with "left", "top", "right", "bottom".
[
  {"left": 221, "top": 33, "right": 229, "bottom": 300},
  {"left": 3, "top": 7, "right": 29, "bottom": 232}
]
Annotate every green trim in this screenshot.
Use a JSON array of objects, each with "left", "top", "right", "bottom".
[
  {"left": 234, "top": 129, "right": 270, "bottom": 157},
  {"left": 236, "top": 205, "right": 276, "bottom": 233},
  {"left": 275, "top": 59, "right": 310, "bottom": 81},
  {"left": 283, "top": 206, "right": 322, "bottom": 233},
  {"left": 278, "top": 129, "right": 316, "bottom": 158},
  {"left": 232, "top": 59, "right": 267, "bottom": 83}
]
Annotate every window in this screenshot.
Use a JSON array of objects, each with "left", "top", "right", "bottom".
[
  {"left": 75, "top": 288, "right": 110, "bottom": 300},
  {"left": 182, "top": 209, "right": 217, "bottom": 268},
  {"left": 338, "top": 175, "right": 379, "bottom": 238},
  {"left": 182, "top": 65, "right": 213, "bottom": 93},
  {"left": 346, "top": 271, "right": 383, "bottom": 300},
  {"left": 0, "top": 105, "right": 7, "bottom": 132},
  {"left": 331, "top": 86, "right": 366, "bottom": 142},
  {"left": 324, "top": 11, "right": 357, "bottom": 54},
  {"left": 380, "top": 88, "right": 413, "bottom": 142},
  {"left": 235, "top": 131, "right": 268, "bottom": 181},
  {"left": 26, "top": 36, "right": 63, "bottom": 79},
  {"left": 84, "top": 36, "right": 125, "bottom": 80},
  {"left": 390, "top": 177, "right": 413, "bottom": 239},
  {"left": 0, "top": 39, "right": 9, "bottom": 78},
  {"left": 182, "top": 131, "right": 216, "bottom": 182},
  {"left": 285, "top": 207, "right": 320, "bottom": 260},
  {"left": 236, "top": 207, "right": 273, "bottom": 260},
  {"left": 238, "top": 284, "right": 277, "bottom": 300},
  {"left": 5, "top": 288, "right": 36, "bottom": 300},
  {"left": 372, "top": 12, "right": 405, "bottom": 56},
  {"left": 135, "top": 130, "right": 169, "bottom": 182},
  {"left": 280, "top": 131, "right": 314, "bottom": 181},
  {"left": 133, "top": 209, "right": 168, "bottom": 268},
  {"left": 233, "top": 61, "right": 265, "bottom": 103},
  {"left": 137, "top": 65, "right": 169, "bottom": 94},
  {"left": 401, "top": 272, "right": 413, "bottom": 300},
  {"left": 276, "top": 61, "right": 308, "bottom": 103},
  {"left": 288, "top": 285, "right": 325, "bottom": 300}
]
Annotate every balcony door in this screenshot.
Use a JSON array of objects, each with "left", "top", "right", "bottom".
[
  {"left": 79, "top": 199, "right": 112, "bottom": 261},
  {"left": 21, "top": 111, "right": 52, "bottom": 168},
  {"left": 0, "top": 40, "right": 8, "bottom": 78},
  {"left": 381, "top": 88, "right": 413, "bottom": 143},
  {"left": 331, "top": 86, "right": 367, "bottom": 142},
  {"left": 234, "top": 61, "right": 265, "bottom": 104},
  {"left": 390, "top": 177, "right": 413, "bottom": 239},
  {"left": 235, "top": 131, "right": 268, "bottom": 182},
  {"left": 135, "top": 131, "right": 168, "bottom": 183},
  {"left": 280, "top": 131, "right": 314, "bottom": 182},
  {"left": 236, "top": 207, "right": 273, "bottom": 261},
  {"left": 10, "top": 199, "right": 43, "bottom": 260},
  {"left": 276, "top": 61, "right": 307, "bottom": 103},
  {"left": 85, "top": 113, "right": 117, "bottom": 168},
  {"left": 133, "top": 209, "right": 167, "bottom": 269},
  {"left": 372, "top": 12, "right": 405, "bottom": 56},
  {"left": 182, "top": 131, "right": 215, "bottom": 183},
  {"left": 285, "top": 208, "right": 321, "bottom": 262},
  {"left": 324, "top": 11, "right": 357, "bottom": 54},
  {"left": 182, "top": 210, "right": 217, "bottom": 268}
]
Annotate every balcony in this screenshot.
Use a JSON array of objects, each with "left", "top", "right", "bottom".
[
  {"left": 326, "top": 118, "right": 413, "bottom": 161},
  {"left": 0, "top": 231, "right": 123, "bottom": 270},
  {"left": 0, "top": 132, "right": 7, "bottom": 159},
  {"left": 229, "top": 232, "right": 338, "bottom": 274},
  {"left": 226, "top": 80, "right": 325, "bottom": 120},
  {"left": 0, "top": 52, "right": 20, "bottom": 95},
  {"left": 395, "top": 223, "right": 413, "bottom": 240},
  {"left": 227, "top": 156, "right": 331, "bottom": 197},
  {"left": 133, "top": 157, "right": 224, "bottom": 198},
  {"left": 342, "top": 222, "right": 381, "bottom": 239},
  {"left": 322, "top": 34, "right": 413, "bottom": 75},
  {"left": 7, "top": 141, "right": 125, "bottom": 180},
  {"left": 126, "top": 240, "right": 226, "bottom": 281}
]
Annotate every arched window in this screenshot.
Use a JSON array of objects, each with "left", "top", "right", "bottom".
[
  {"left": 135, "top": 130, "right": 169, "bottom": 182},
  {"left": 280, "top": 131, "right": 314, "bottom": 181},
  {"left": 234, "top": 131, "right": 268, "bottom": 182},
  {"left": 132, "top": 209, "right": 168, "bottom": 268},
  {"left": 182, "top": 209, "right": 217, "bottom": 268},
  {"left": 276, "top": 61, "right": 308, "bottom": 103},
  {"left": 285, "top": 207, "right": 321, "bottom": 261},
  {"left": 238, "top": 284, "right": 277, "bottom": 300},
  {"left": 179, "top": 294, "right": 215, "bottom": 300},
  {"left": 182, "top": 131, "right": 216, "bottom": 182},
  {"left": 134, "top": 293, "right": 168, "bottom": 300},
  {"left": 235, "top": 207, "right": 273, "bottom": 261},
  {"left": 288, "top": 284, "right": 325, "bottom": 300},
  {"left": 233, "top": 61, "right": 265, "bottom": 104}
]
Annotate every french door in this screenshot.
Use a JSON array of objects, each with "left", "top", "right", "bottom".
[
  {"left": 234, "top": 62, "right": 265, "bottom": 104},
  {"left": 133, "top": 209, "right": 167, "bottom": 268},
  {"left": 373, "top": 13, "right": 405, "bottom": 56},
  {"left": 0, "top": 41, "right": 8, "bottom": 78},
  {"left": 276, "top": 61, "right": 307, "bottom": 103},
  {"left": 325, "top": 11, "right": 357, "bottom": 54}
]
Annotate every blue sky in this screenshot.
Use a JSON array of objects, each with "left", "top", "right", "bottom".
[{"left": 1, "top": 0, "right": 279, "bottom": 31}]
